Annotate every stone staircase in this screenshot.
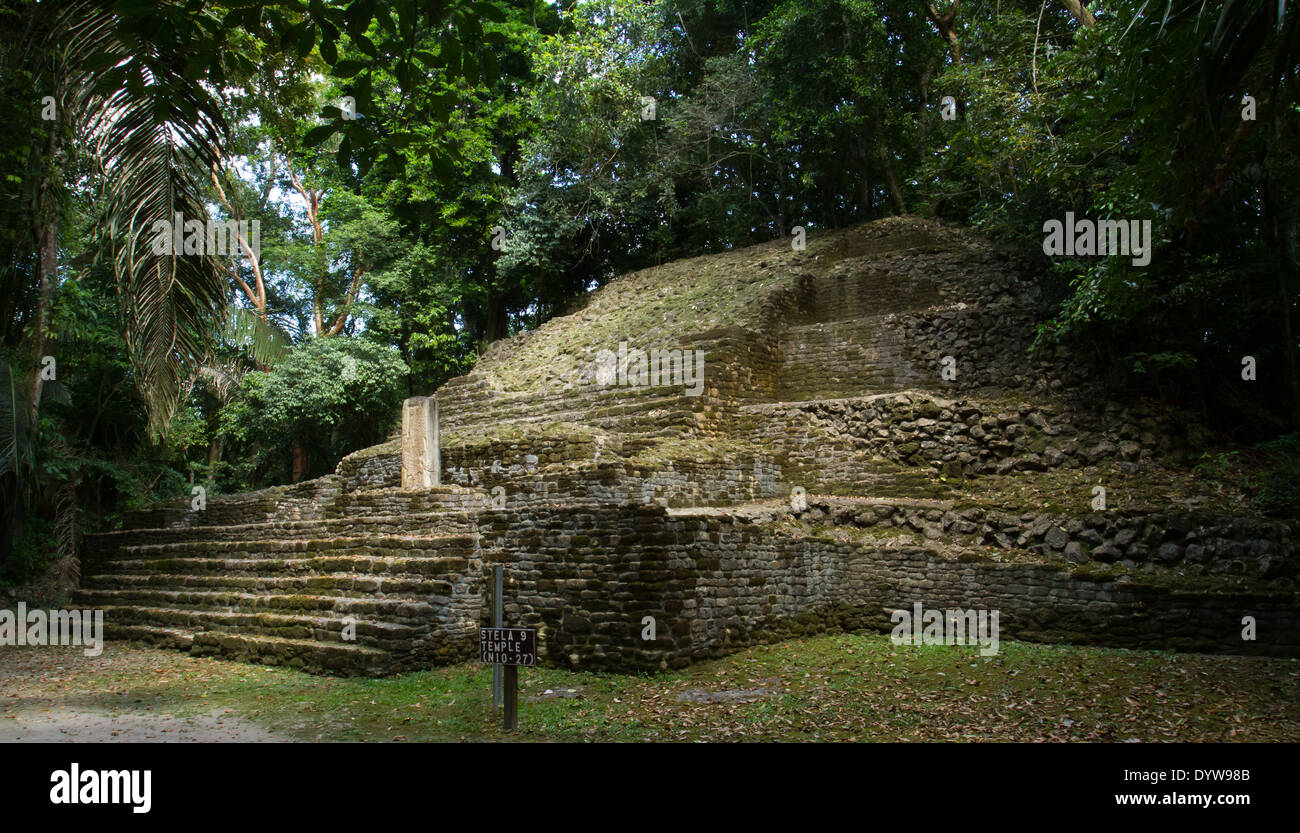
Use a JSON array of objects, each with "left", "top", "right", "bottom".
[{"left": 81, "top": 487, "right": 486, "bottom": 674}]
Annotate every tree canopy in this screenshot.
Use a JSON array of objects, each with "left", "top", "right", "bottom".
[{"left": 2, "top": 0, "right": 1298, "bottom": 584}]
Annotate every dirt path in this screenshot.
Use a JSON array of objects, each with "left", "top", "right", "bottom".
[
  {"left": 4, "top": 706, "right": 285, "bottom": 742},
  {"left": 0, "top": 644, "right": 289, "bottom": 743}
]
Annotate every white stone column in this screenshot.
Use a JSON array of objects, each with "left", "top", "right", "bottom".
[{"left": 401, "top": 396, "right": 440, "bottom": 489}]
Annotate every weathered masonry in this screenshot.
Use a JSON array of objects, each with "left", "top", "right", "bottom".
[{"left": 81, "top": 217, "right": 1299, "bottom": 673}]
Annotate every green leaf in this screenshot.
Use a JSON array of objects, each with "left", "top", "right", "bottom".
[
  {"left": 345, "top": 1, "right": 375, "bottom": 37},
  {"left": 430, "top": 150, "right": 454, "bottom": 182},
  {"left": 440, "top": 39, "right": 460, "bottom": 73},
  {"left": 480, "top": 50, "right": 498, "bottom": 86},
  {"left": 302, "top": 123, "right": 339, "bottom": 146},
  {"left": 297, "top": 24, "right": 317, "bottom": 58},
  {"left": 354, "top": 34, "right": 379, "bottom": 58},
  {"left": 471, "top": 2, "right": 508, "bottom": 24},
  {"left": 332, "top": 59, "right": 367, "bottom": 78},
  {"left": 81, "top": 51, "right": 122, "bottom": 73}
]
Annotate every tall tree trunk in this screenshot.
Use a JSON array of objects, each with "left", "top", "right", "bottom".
[
  {"left": 30, "top": 222, "right": 57, "bottom": 412},
  {"left": 1262, "top": 175, "right": 1300, "bottom": 427},
  {"left": 1058, "top": 0, "right": 1096, "bottom": 27},
  {"left": 485, "top": 292, "right": 509, "bottom": 345},
  {"left": 926, "top": 2, "right": 963, "bottom": 63},
  {"left": 880, "top": 152, "right": 907, "bottom": 215},
  {"left": 776, "top": 159, "right": 788, "bottom": 237},
  {"left": 291, "top": 437, "right": 309, "bottom": 483},
  {"left": 30, "top": 116, "right": 60, "bottom": 417},
  {"left": 207, "top": 434, "right": 225, "bottom": 471}
]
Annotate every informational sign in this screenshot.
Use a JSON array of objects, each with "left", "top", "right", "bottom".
[{"left": 480, "top": 627, "right": 537, "bottom": 667}]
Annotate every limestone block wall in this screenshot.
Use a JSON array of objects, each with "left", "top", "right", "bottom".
[
  {"left": 748, "top": 392, "right": 1184, "bottom": 486},
  {"left": 681, "top": 325, "right": 783, "bottom": 407},
  {"left": 624, "top": 454, "right": 785, "bottom": 507},
  {"left": 897, "top": 304, "right": 1095, "bottom": 395},
  {"left": 777, "top": 315, "right": 932, "bottom": 400},
  {"left": 792, "top": 261, "right": 942, "bottom": 324},
  {"left": 337, "top": 440, "right": 402, "bottom": 491},
  {"left": 476, "top": 504, "right": 1300, "bottom": 671},
  {"left": 446, "top": 453, "right": 785, "bottom": 509},
  {"left": 770, "top": 237, "right": 1067, "bottom": 400},
  {"left": 794, "top": 498, "right": 1298, "bottom": 580},
  {"left": 389, "top": 547, "right": 484, "bottom": 668},
  {"left": 120, "top": 476, "right": 343, "bottom": 530},
  {"left": 443, "top": 431, "right": 613, "bottom": 484},
  {"left": 324, "top": 487, "right": 488, "bottom": 522}
]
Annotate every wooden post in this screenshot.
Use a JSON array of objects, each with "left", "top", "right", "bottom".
[
  {"left": 503, "top": 664, "right": 518, "bottom": 731},
  {"left": 480, "top": 622, "right": 534, "bottom": 732},
  {"left": 492, "top": 565, "right": 503, "bottom": 707}
]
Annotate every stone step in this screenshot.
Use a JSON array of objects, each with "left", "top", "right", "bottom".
[
  {"left": 323, "top": 489, "right": 486, "bottom": 518},
  {"left": 440, "top": 385, "right": 700, "bottom": 433},
  {"left": 446, "top": 399, "right": 699, "bottom": 439},
  {"left": 87, "top": 512, "right": 478, "bottom": 551},
  {"left": 94, "top": 602, "right": 426, "bottom": 649},
  {"left": 85, "top": 571, "right": 461, "bottom": 597},
  {"left": 119, "top": 485, "right": 481, "bottom": 533},
  {"left": 80, "top": 588, "right": 441, "bottom": 620},
  {"left": 107, "top": 533, "right": 475, "bottom": 559},
  {"left": 104, "top": 623, "right": 195, "bottom": 650},
  {"left": 187, "top": 632, "right": 395, "bottom": 675},
  {"left": 91, "top": 552, "right": 475, "bottom": 581},
  {"left": 120, "top": 476, "right": 344, "bottom": 529}
]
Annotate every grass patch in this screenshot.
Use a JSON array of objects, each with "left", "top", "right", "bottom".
[{"left": 3, "top": 633, "right": 1296, "bottom": 742}]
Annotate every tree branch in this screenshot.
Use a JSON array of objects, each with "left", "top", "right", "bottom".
[{"left": 1058, "top": 0, "right": 1095, "bottom": 26}]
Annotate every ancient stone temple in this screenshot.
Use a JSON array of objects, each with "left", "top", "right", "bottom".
[{"left": 80, "top": 217, "right": 1299, "bottom": 674}]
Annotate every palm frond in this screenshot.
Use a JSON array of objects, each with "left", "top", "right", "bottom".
[
  {"left": 196, "top": 361, "right": 249, "bottom": 404},
  {"left": 41, "top": 378, "right": 71, "bottom": 408},
  {"left": 60, "top": 2, "right": 228, "bottom": 438},
  {"left": 52, "top": 475, "right": 81, "bottom": 588},
  {"left": 222, "top": 307, "right": 293, "bottom": 368},
  {"left": 0, "top": 363, "right": 36, "bottom": 482}
]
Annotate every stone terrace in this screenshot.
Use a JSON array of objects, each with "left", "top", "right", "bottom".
[{"left": 81, "top": 217, "right": 1300, "bottom": 673}]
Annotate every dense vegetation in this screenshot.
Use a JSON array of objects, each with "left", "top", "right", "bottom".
[{"left": 1, "top": 0, "right": 1297, "bottom": 587}]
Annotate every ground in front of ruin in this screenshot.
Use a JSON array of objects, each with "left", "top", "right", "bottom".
[{"left": 2, "top": 637, "right": 1295, "bottom": 742}]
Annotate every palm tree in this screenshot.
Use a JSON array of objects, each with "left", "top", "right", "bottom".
[
  {"left": 2, "top": 0, "right": 508, "bottom": 574},
  {"left": 66, "top": 1, "right": 231, "bottom": 435},
  {"left": 1, "top": 0, "right": 228, "bottom": 560}
]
